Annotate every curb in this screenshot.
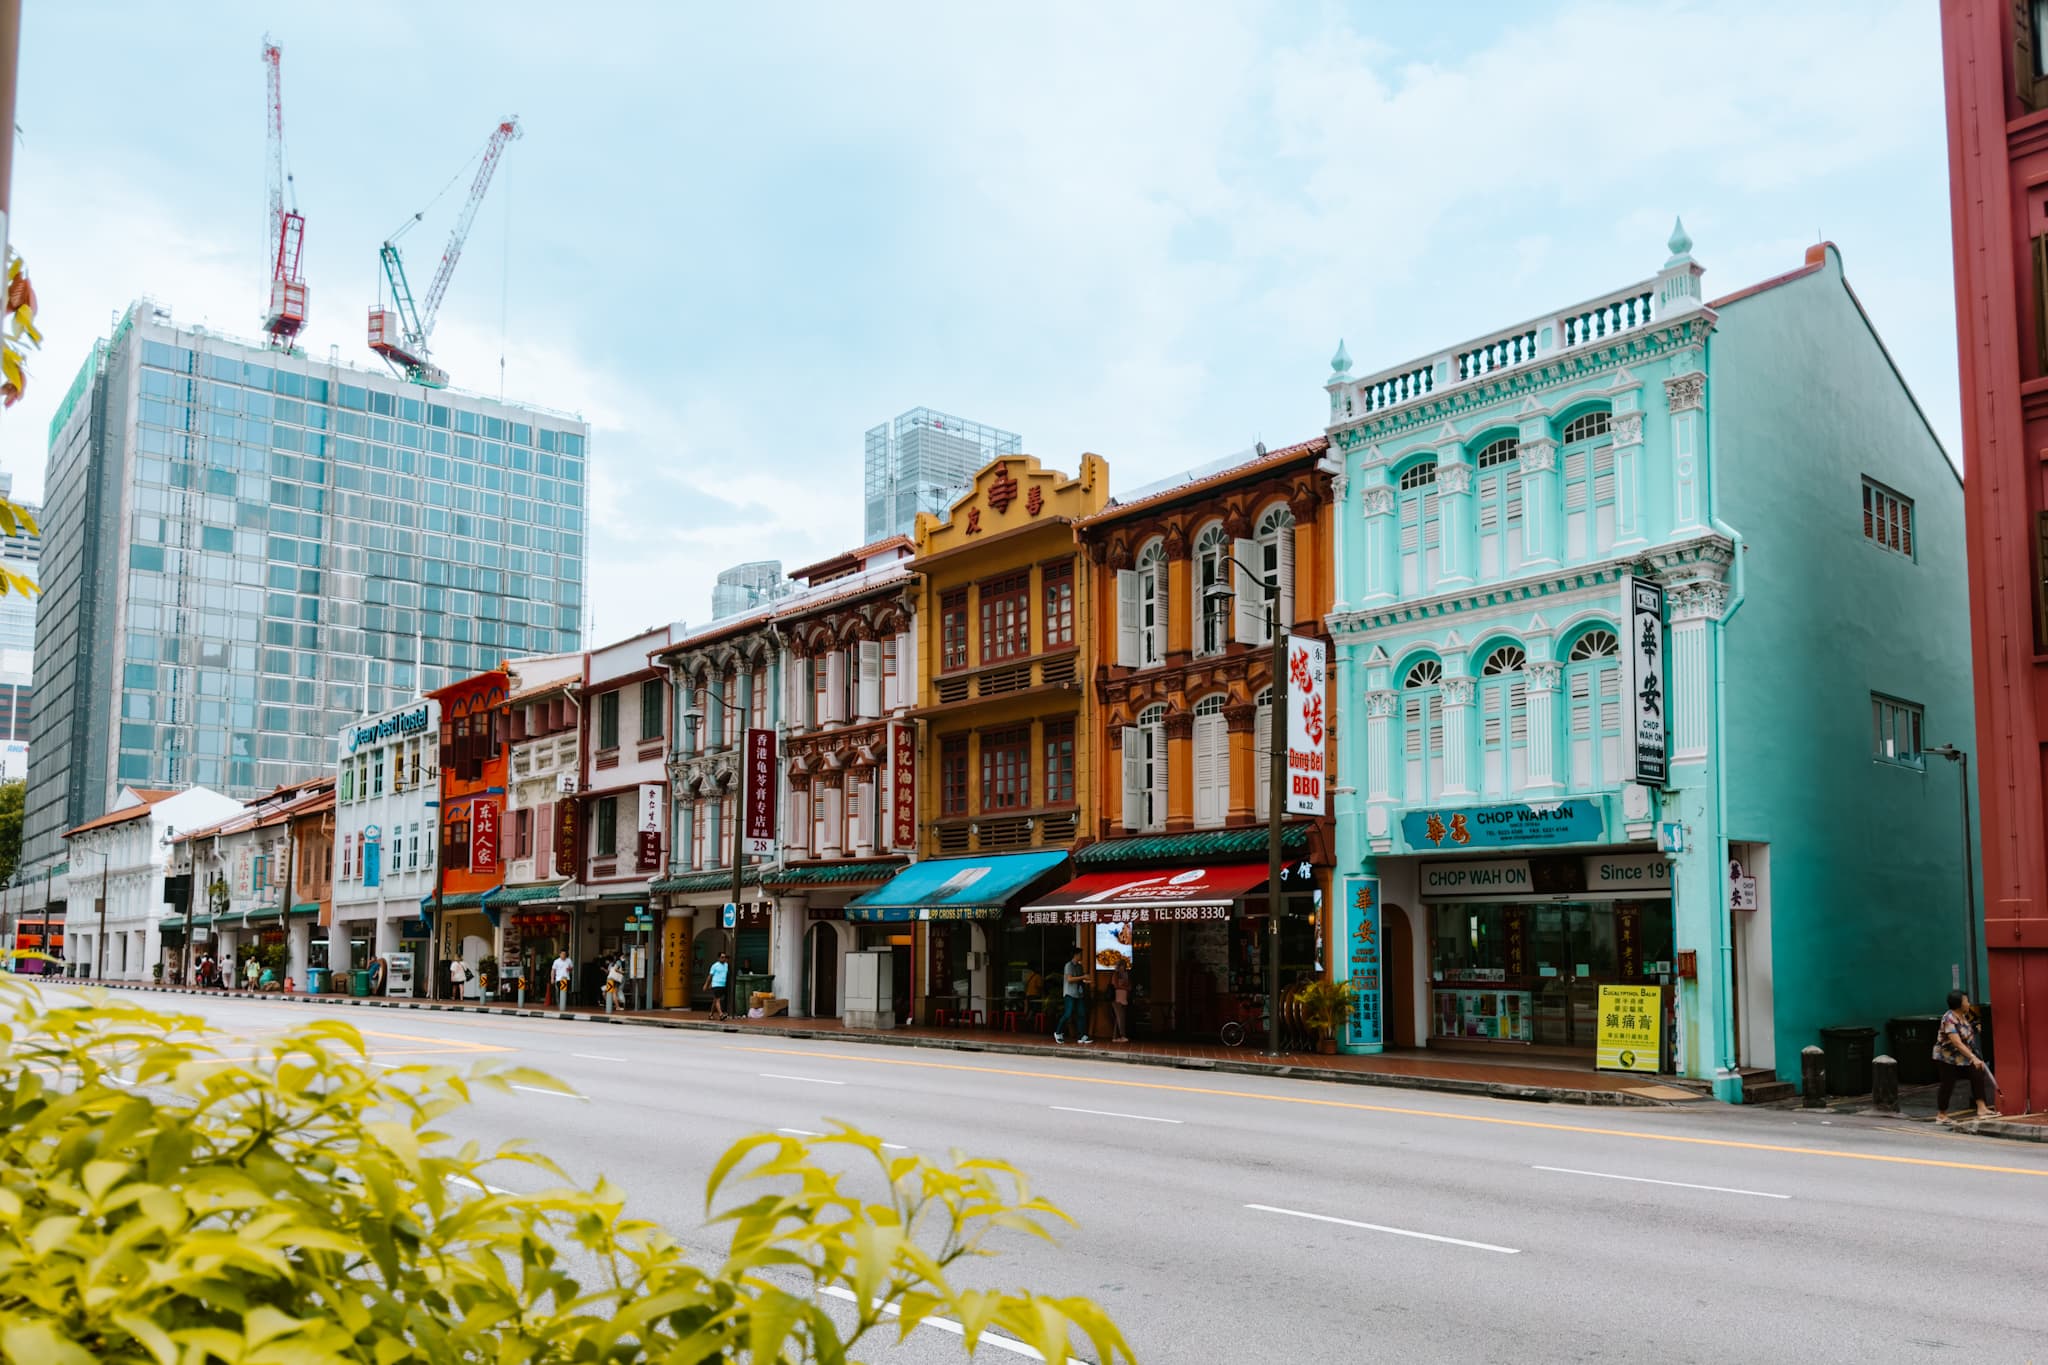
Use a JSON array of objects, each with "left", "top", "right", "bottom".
[{"left": 81, "top": 982, "right": 1675, "bottom": 1108}]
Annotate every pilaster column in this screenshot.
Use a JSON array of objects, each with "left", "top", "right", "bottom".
[
  {"left": 1611, "top": 409, "right": 1648, "bottom": 549},
  {"left": 1223, "top": 702, "right": 1258, "bottom": 823},
  {"left": 1440, "top": 676, "right": 1476, "bottom": 796},
  {"left": 1164, "top": 711, "right": 1195, "bottom": 830},
  {"left": 1523, "top": 663, "right": 1562, "bottom": 792},
  {"left": 1164, "top": 522, "right": 1192, "bottom": 657},
  {"left": 1666, "top": 578, "right": 1728, "bottom": 764},
  {"left": 1361, "top": 483, "right": 1397, "bottom": 604},
  {"left": 1666, "top": 370, "right": 1707, "bottom": 534},
  {"left": 1517, "top": 438, "right": 1558, "bottom": 567},
  {"left": 1364, "top": 689, "right": 1398, "bottom": 803},
  {"left": 1330, "top": 468, "right": 1352, "bottom": 612},
  {"left": 1435, "top": 458, "right": 1474, "bottom": 587}
]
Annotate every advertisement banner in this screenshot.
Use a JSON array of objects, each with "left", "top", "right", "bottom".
[
  {"left": 1341, "top": 877, "right": 1382, "bottom": 1052},
  {"left": 1624, "top": 577, "right": 1668, "bottom": 786},
  {"left": 889, "top": 722, "right": 917, "bottom": 851},
  {"left": 637, "top": 782, "right": 663, "bottom": 872},
  {"left": 1285, "top": 636, "right": 1328, "bottom": 816},
  {"left": 554, "top": 797, "right": 579, "bottom": 878},
  {"left": 744, "top": 728, "right": 777, "bottom": 856},
  {"left": 470, "top": 799, "right": 500, "bottom": 873},
  {"left": 362, "top": 826, "right": 382, "bottom": 889},
  {"left": 1595, "top": 983, "right": 1663, "bottom": 1073}
]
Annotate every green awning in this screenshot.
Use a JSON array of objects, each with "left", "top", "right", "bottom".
[
  {"left": 765, "top": 859, "right": 905, "bottom": 889},
  {"left": 289, "top": 903, "right": 322, "bottom": 918},
  {"left": 421, "top": 891, "right": 484, "bottom": 910},
  {"left": 651, "top": 867, "right": 762, "bottom": 895},
  {"left": 1076, "top": 823, "right": 1314, "bottom": 868},
  {"left": 488, "top": 883, "right": 571, "bottom": 905}
]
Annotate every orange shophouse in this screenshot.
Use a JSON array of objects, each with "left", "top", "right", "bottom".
[
  {"left": 1041, "top": 438, "right": 1340, "bottom": 1044},
  {"left": 845, "top": 454, "right": 1108, "bottom": 1028},
  {"left": 429, "top": 670, "right": 509, "bottom": 993}
]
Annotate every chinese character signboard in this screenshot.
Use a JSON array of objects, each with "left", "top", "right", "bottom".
[
  {"left": 555, "top": 797, "right": 579, "bottom": 878},
  {"left": 470, "top": 799, "right": 499, "bottom": 873},
  {"left": 744, "top": 728, "right": 777, "bottom": 855},
  {"left": 1624, "top": 577, "right": 1668, "bottom": 786},
  {"left": 1285, "top": 637, "right": 1327, "bottom": 816},
  {"left": 1615, "top": 904, "right": 1641, "bottom": 979},
  {"left": 1595, "top": 983, "right": 1663, "bottom": 1073},
  {"left": 889, "top": 722, "right": 917, "bottom": 851},
  {"left": 1341, "top": 876, "right": 1382, "bottom": 1052},
  {"left": 637, "top": 782, "right": 663, "bottom": 872}
]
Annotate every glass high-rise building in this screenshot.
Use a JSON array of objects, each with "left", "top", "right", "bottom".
[
  {"left": 710, "top": 559, "right": 788, "bottom": 619},
  {"left": 22, "top": 300, "right": 589, "bottom": 876},
  {"left": 862, "top": 407, "right": 1021, "bottom": 542}
]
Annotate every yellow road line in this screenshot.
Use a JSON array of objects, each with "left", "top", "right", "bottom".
[{"left": 731, "top": 1044, "right": 2048, "bottom": 1179}]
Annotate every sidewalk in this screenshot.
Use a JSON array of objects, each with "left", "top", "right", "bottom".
[{"left": 81, "top": 980, "right": 1698, "bottom": 1107}]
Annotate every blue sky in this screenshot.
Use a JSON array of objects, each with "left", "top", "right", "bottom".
[{"left": 0, "top": 1, "right": 1955, "bottom": 638}]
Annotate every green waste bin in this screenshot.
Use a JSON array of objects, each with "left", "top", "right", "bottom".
[
  {"left": 1887, "top": 1015, "right": 1939, "bottom": 1085},
  {"left": 350, "top": 969, "right": 372, "bottom": 998},
  {"left": 1820, "top": 1025, "right": 1878, "bottom": 1096}
]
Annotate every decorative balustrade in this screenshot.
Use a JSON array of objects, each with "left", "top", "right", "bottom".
[{"left": 1561, "top": 291, "right": 1653, "bottom": 347}]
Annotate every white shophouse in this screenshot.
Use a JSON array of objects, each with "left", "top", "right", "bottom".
[
  {"left": 62, "top": 784, "right": 240, "bottom": 981},
  {"left": 330, "top": 698, "right": 441, "bottom": 982}
]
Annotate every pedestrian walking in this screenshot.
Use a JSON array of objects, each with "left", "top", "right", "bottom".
[
  {"left": 244, "top": 955, "right": 261, "bottom": 991},
  {"left": 447, "top": 956, "right": 474, "bottom": 1002},
  {"left": 551, "top": 949, "right": 574, "bottom": 1013},
  {"left": 219, "top": 952, "right": 234, "bottom": 991},
  {"left": 1109, "top": 960, "right": 1130, "bottom": 1043},
  {"left": 1934, "top": 989, "right": 1996, "bottom": 1123},
  {"left": 603, "top": 956, "right": 625, "bottom": 1015},
  {"left": 1054, "top": 948, "right": 1091, "bottom": 1044},
  {"left": 707, "top": 951, "right": 731, "bottom": 1021}
]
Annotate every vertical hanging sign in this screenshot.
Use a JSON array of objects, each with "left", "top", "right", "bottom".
[
  {"left": 554, "top": 797, "right": 580, "bottom": 878},
  {"left": 362, "top": 825, "right": 382, "bottom": 889},
  {"left": 637, "top": 783, "right": 664, "bottom": 871},
  {"left": 889, "top": 721, "right": 917, "bottom": 850},
  {"left": 744, "top": 728, "right": 777, "bottom": 855},
  {"left": 1285, "top": 636, "right": 1328, "bottom": 815},
  {"left": 1341, "top": 876, "right": 1382, "bottom": 1052},
  {"left": 1624, "top": 577, "right": 1668, "bottom": 786},
  {"left": 470, "top": 799, "right": 500, "bottom": 872}
]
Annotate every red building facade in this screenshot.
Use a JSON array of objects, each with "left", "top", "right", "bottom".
[
  {"left": 1940, "top": 0, "right": 2048, "bottom": 1112},
  {"left": 430, "top": 670, "right": 510, "bottom": 983}
]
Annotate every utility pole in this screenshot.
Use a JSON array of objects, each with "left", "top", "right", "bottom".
[
  {"left": 1265, "top": 585, "right": 1285, "bottom": 1057},
  {"left": 93, "top": 847, "right": 109, "bottom": 980},
  {"left": 729, "top": 695, "right": 748, "bottom": 1023},
  {"left": 0, "top": 0, "right": 21, "bottom": 269}
]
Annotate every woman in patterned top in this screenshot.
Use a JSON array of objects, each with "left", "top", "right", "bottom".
[{"left": 1933, "top": 989, "right": 1994, "bottom": 1123}]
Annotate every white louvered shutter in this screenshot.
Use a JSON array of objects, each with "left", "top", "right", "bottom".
[
  {"left": 1564, "top": 449, "right": 1588, "bottom": 560},
  {"left": 1148, "top": 726, "right": 1167, "bottom": 830},
  {"left": 1592, "top": 445, "right": 1617, "bottom": 554},
  {"left": 1421, "top": 490, "right": 1441, "bottom": 587},
  {"left": 1598, "top": 665, "right": 1622, "bottom": 783},
  {"left": 1118, "top": 570, "right": 1142, "bottom": 666},
  {"left": 1193, "top": 714, "right": 1226, "bottom": 827},
  {"left": 1504, "top": 466, "right": 1524, "bottom": 568},
  {"left": 1234, "top": 541, "right": 1260, "bottom": 643},
  {"left": 1508, "top": 680, "right": 1528, "bottom": 791},
  {"left": 1151, "top": 563, "right": 1170, "bottom": 664},
  {"left": 857, "top": 640, "right": 882, "bottom": 719},
  {"left": 1276, "top": 525, "right": 1296, "bottom": 631},
  {"left": 1254, "top": 703, "right": 1272, "bottom": 821},
  {"left": 1481, "top": 683, "right": 1505, "bottom": 797},
  {"left": 1568, "top": 669, "right": 1593, "bottom": 789},
  {"left": 1121, "top": 727, "right": 1143, "bottom": 831},
  {"left": 1403, "top": 693, "right": 1425, "bottom": 799},
  {"left": 1399, "top": 496, "right": 1421, "bottom": 596},
  {"left": 825, "top": 652, "right": 847, "bottom": 725},
  {"left": 1477, "top": 471, "right": 1501, "bottom": 578}
]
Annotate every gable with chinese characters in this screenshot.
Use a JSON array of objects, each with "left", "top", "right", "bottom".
[{"left": 915, "top": 453, "right": 1109, "bottom": 558}]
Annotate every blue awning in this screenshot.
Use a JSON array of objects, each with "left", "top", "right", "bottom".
[{"left": 844, "top": 850, "right": 1070, "bottom": 922}]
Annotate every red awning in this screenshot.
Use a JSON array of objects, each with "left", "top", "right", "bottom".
[{"left": 1021, "top": 864, "right": 1269, "bottom": 925}]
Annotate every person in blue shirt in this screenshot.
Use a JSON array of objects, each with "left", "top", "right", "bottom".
[{"left": 707, "top": 952, "right": 731, "bottom": 1021}]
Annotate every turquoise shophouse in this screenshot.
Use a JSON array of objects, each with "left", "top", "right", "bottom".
[{"left": 1324, "top": 224, "right": 1973, "bottom": 1101}]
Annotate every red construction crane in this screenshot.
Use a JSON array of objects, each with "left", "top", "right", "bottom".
[
  {"left": 260, "top": 36, "right": 307, "bottom": 350},
  {"left": 368, "top": 116, "right": 520, "bottom": 389}
]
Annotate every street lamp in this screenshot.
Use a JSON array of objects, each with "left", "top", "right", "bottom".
[
  {"left": 1925, "top": 744, "right": 1979, "bottom": 1004},
  {"left": 683, "top": 691, "right": 749, "bottom": 1021},
  {"left": 1204, "top": 549, "right": 1288, "bottom": 1057}
]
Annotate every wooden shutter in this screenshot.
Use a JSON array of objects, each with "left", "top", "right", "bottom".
[
  {"left": 1276, "top": 524, "right": 1296, "bottom": 630},
  {"left": 857, "top": 639, "right": 882, "bottom": 718},
  {"left": 1254, "top": 703, "right": 1272, "bottom": 821},
  {"left": 1117, "top": 570, "right": 1142, "bottom": 666},
  {"left": 1121, "top": 727, "right": 1143, "bottom": 831},
  {"left": 1234, "top": 541, "right": 1260, "bottom": 643},
  {"left": 1147, "top": 725, "right": 1167, "bottom": 830},
  {"left": 1193, "top": 714, "right": 1226, "bottom": 827}
]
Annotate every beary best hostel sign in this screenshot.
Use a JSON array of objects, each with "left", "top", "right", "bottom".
[{"left": 1285, "top": 638, "right": 1327, "bottom": 816}]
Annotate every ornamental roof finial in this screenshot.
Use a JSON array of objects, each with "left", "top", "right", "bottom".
[
  {"left": 1329, "top": 338, "right": 1351, "bottom": 381},
  {"left": 1666, "top": 216, "right": 1693, "bottom": 263}
]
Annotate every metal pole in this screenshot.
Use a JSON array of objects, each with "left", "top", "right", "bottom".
[
  {"left": 1267, "top": 592, "right": 1286, "bottom": 1057},
  {"left": 1959, "top": 751, "right": 1979, "bottom": 1004},
  {"left": 730, "top": 697, "right": 747, "bottom": 1021}
]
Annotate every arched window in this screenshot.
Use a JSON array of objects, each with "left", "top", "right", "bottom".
[
  {"left": 1401, "top": 659, "right": 1445, "bottom": 803},
  {"left": 1118, "top": 538, "right": 1169, "bottom": 668},
  {"left": 1396, "top": 461, "right": 1440, "bottom": 595},
  {"left": 1194, "top": 522, "right": 1231, "bottom": 657},
  {"left": 1122, "top": 704, "right": 1168, "bottom": 831},
  {"left": 1193, "top": 694, "right": 1229, "bottom": 828},
  {"left": 1254, "top": 687, "right": 1275, "bottom": 821},
  {"left": 1561, "top": 410, "right": 1616, "bottom": 561},
  {"left": 1564, "top": 628, "right": 1622, "bottom": 791},
  {"left": 1478, "top": 646, "right": 1528, "bottom": 796},
  {"left": 1474, "top": 436, "right": 1523, "bottom": 579},
  {"left": 1254, "top": 505, "right": 1295, "bottom": 643}
]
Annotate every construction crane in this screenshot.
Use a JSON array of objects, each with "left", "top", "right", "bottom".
[
  {"left": 259, "top": 37, "right": 307, "bottom": 350},
  {"left": 368, "top": 116, "right": 521, "bottom": 389}
]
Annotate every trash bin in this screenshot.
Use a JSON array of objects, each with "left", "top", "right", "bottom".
[
  {"left": 1820, "top": 1025, "right": 1878, "bottom": 1096},
  {"left": 306, "top": 967, "right": 329, "bottom": 995},
  {"left": 350, "top": 969, "right": 372, "bottom": 998},
  {"left": 736, "top": 972, "right": 773, "bottom": 1010},
  {"left": 1887, "top": 1015, "right": 1939, "bottom": 1085}
]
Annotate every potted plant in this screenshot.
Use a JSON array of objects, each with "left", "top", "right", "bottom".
[
  {"left": 1294, "top": 979, "right": 1354, "bottom": 1054},
  {"left": 151, "top": 963, "right": 163, "bottom": 983}
]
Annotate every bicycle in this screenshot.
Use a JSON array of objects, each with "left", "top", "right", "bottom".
[{"left": 1219, "top": 991, "right": 1268, "bottom": 1047}]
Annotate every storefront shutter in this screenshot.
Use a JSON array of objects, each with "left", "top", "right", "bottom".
[
  {"left": 1121, "top": 727, "right": 1143, "bottom": 831},
  {"left": 1117, "top": 570, "right": 1142, "bottom": 666}
]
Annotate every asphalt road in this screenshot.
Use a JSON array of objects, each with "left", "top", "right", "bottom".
[{"left": 44, "top": 987, "right": 2048, "bottom": 1363}]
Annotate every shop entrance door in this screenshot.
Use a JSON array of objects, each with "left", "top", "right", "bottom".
[
  {"left": 1530, "top": 904, "right": 1613, "bottom": 1048},
  {"left": 806, "top": 923, "right": 839, "bottom": 1017}
]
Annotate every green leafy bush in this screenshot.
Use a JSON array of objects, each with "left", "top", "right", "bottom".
[{"left": 0, "top": 982, "right": 1134, "bottom": 1363}]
